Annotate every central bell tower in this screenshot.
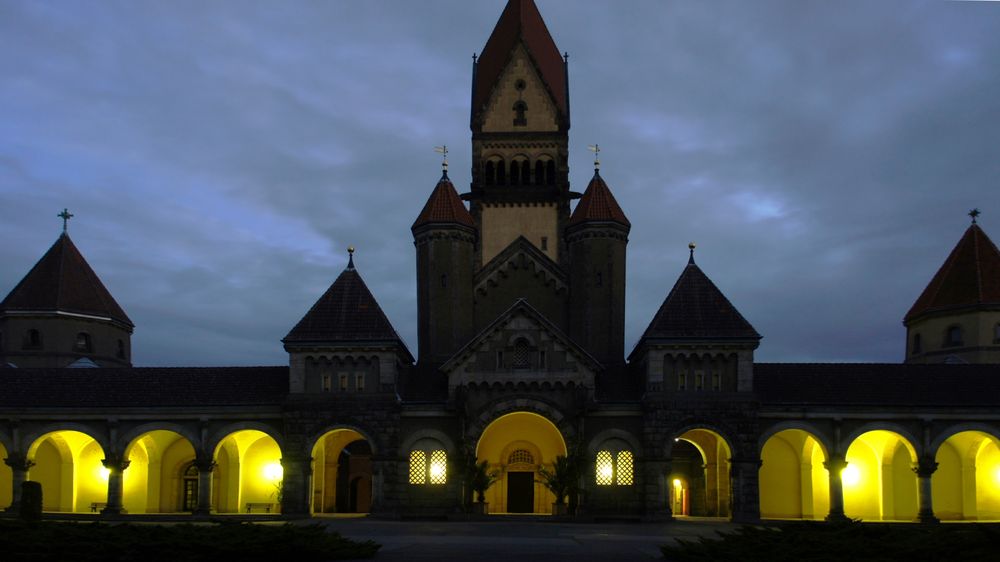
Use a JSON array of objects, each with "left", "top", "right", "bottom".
[{"left": 467, "top": 0, "right": 573, "bottom": 268}]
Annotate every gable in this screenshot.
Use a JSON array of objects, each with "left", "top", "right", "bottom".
[
  {"left": 442, "top": 299, "right": 599, "bottom": 393},
  {"left": 481, "top": 44, "right": 560, "bottom": 133}
]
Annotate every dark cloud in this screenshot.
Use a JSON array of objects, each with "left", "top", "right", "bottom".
[{"left": 1, "top": 1, "right": 997, "bottom": 366}]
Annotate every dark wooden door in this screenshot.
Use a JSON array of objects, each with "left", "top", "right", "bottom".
[{"left": 507, "top": 471, "right": 534, "bottom": 513}]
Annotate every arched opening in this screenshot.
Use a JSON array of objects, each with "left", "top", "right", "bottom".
[
  {"left": 911, "top": 333, "right": 922, "bottom": 355},
  {"left": 24, "top": 328, "right": 42, "bottom": 349},
  {"left": 121, "top": 430, "right": 196, "bottom": 514},
  {"left": 0, "top": 441, "right": 11, "bottom": 509},
  {"left": 310, "top": 429, "right": 373, "bottom": 515},
  {"left": 759, "top": 429, "right": 829, "bottom": 520},
  {"left": 944, "top": 325, "right": 964, "bottom": 348},
  {"left": 212, "top": 430, "right": 282, "bottom": 514},
  {"left": 476, "top": 412, "right": 567, "bottom": 514},
  {"left": 670, "top": 429, "right": 731, "bottom": 518},
  {"left": 509, "top": 160, "right": 521, "bottom": 185},
  {"left": 933, "top": 431, "right": 1000, "bottom": 520},
  {"left": 74, "top": 332, "right": 92, "bottom": 353},
  {"left": 512, "top": 100, "right": 527, "bottom": 126},
  {"left": 843, "top": 430, "right": 918, "bottom": 521},
  {"left": 26, "top": 430, "right": 106, "bottom": 512}
]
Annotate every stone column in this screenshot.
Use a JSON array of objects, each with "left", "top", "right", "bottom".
[
  {"left": 101, "top": 454, "right": 131, "bottom": 515},
  {"left": 823, "top": 455, "right": 848, "bottom": 522},
  {"left": 912, "top": 457, "right": 939, "bottom": 524},
  {"left": 642, "top": 459, "right": 673, "bottom": 520},
  {"left": 729, "top": 457, "right": 761, "bottom": 523},
  {"left": 194, "top": 458, "right": 216, "bottom": 515},
  {"left": 3, "top": 453, "right": 34, "bottom": 512},
  {"left": 279, "top": 455, "right": 312, "bottom": 516},
  {"left": 369, "top": 456, "right": 391, "bottom": 516}
]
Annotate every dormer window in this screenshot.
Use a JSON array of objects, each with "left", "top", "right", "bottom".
[
  {"left": 513, "top": 100, "right": 527, "bottom": 126},
  {"left": 74, "top": 332, "right": 92, "bottom": 353},
  {"left": 944, "top": 325, "right": 963, "bottom": 348}
]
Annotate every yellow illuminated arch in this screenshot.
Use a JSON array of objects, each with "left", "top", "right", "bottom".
[
  {"left": 310, "top": 428, "right": 373, "bottom": 515},
  {"left": 759, "top": 429, "right": 829, "bottom": 520},
  {"left": 26, "top": 430, "right": 106, "bottom": 513},
  {"left": 843, "top": 430, "right": 918, "bottom": 521},
  {"left": 212, "top": 430, "right": 282, "bottom": 514},
  {"left": 933, "top": 430, "right": 1000, "bottom": 521},
  {"left": 121, "top": 430, "right": 196, "bottom": 514},
  {"left": 669, "top": 429, "right": 731, "bottom": 518},
  {"left": 0, "top": 441, "right": 11, "bottom": 510},
  {"left": 476, "top": 412, "right": 567, "bottom": 514}
]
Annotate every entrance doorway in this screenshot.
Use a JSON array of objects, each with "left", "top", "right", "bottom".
[
  {"left": 507, "top": 472, "right": 535, "bottom": 513},
  {"left": 182, "top": 464, "right": 198, "bottom": 512}
]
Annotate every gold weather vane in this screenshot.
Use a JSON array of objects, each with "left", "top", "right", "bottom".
[
  {"left": 58, "top": 208, "right": 74, "bottom": 233},
  {"left": 434, "top": 145, "right": 449, "bottom": 174},
  {"left": 587, "top": 144, "right": 600, "bottom": 171},
  {"left": 969, "top": 208, "right": 980, "bottom": 224}
]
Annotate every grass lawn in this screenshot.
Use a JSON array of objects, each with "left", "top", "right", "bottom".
[
  {"left": 0, "top": 520, "right": 379, "bottom": 562},
  {"left": 661, "top": 520, "right": 1000, "bottom": 561}
]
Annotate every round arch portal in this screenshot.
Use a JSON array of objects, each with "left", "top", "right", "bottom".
[
  {"left": 121, "top": 429, "right": 197, "bottom": 514},
  {"left": 670, "top": 428, "right": 732, "bottom": 518},
  {"left": 26, "top": 430, "right": 106, "bottom": 513},
  {"left": 476, "top": 411, "right": 567, "bottom": 514},
  {"left": 759, "top": 429, "right": 829, "bottom": 520},
  {"left": 932, "top": 430, "right": 1000, "bottom": 521},
  {"left": 310, "top": 428, "right": 373, "bottom": 515},
  {"left": 0, "top": 440, "right": 11, "bottom": 510},
  {"left": 843, "top": 429, "right": 918, "bottom": 521},
  {"left": 212, "top": 429, "right": 282, "bottom": 514}
]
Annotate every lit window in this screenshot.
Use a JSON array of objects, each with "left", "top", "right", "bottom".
[
  {"left": 677, "top": 372, "right": 687, "bottom": 391},
  {"left": 512, "top": 339, "right": 530, "bottom": 368},
  {"left": 356, "top": 373, "right": 365, "bottom": 392},
  {"left": 712, "top": 372, "right": 721, "bottom": 392},
  {"left": 596, "top": 451, "right": 614, "bottom": 486},
  {"left": 339, "top": 373, "right": 348, "bottom": 391},
  {"left": 409, "top": 450, "right": 427, "bottom": 484},
  {"left": 322, "top": 374, "right": 332, "bottom": 392},
  {"left": 695, "top": 371, "right": 704, "bottom": 391},
  {"left": 615, "top": 451, "right": 634, "bottom": 486},
  {"left": 429, "top": 450, "right": 447, "bottom": 484}
]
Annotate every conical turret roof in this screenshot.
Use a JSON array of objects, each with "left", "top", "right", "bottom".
[
  {"left": 283, "top": 256, "right": 412, "bottom": 360},
  {"left": 0, "top": 233, "right": 132, "bottom": 327},
  {"left": 905, "top": 223, "right": 1000, "bottom": 323},
  {"left": 411, "top": 172, "right": 475, "bottom": 230},
  {"left": 473, "top": 0, "right": 567, "bottom": 125},
  {"left": 568, "top": 171, "right": 630, "bottom": 228}
]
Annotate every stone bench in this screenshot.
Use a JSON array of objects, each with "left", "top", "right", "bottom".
[{"left": 245, "top": 502, "right": 273, "bottom": 513}]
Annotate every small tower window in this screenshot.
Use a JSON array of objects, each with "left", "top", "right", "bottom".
[
  {"left": 74, "top": 332, "right": 92, "bottom": 353},
  {"left": 535, "top": 160, "right": 545, "bottom": 185},
  {"left": 677, "top": 371, "right": 687, "bottom": 391},
  {"left": 912, "top": 333, "right": 922, "bottom": 355},
  {"left": 496, "top": 350, "right": 504, "bottom": 369},
  {"left": 509, "top": 160, "right": 521, "bottom": 185},
  {"left": 512, "top": 338, "right": 531, "bottom": 369},
  {"left": 116, "top": 339, "right": 125, "bottom": 359},
  {"left": 994, "top": 323, "right": 1000, "bottom": 344},
  {"left": 513, "top": 100, "right": 527, "bottom": 126},
  {"left": 339, "top": 373, "right": 348, "bottom": 391},
  {"left": 23, "top": 329, "right": 42, "bottom": 350},
  {"left": 441, "top": 273, "right": 448, "bottom": 288},
  {"left": 485, "top": 160, "right": 496, "bottom": 186},
  {"left": 944, "top": 325, "right": 963, "bottom": 348},
  {"left": 322, "top": 374, "right": 332, "bottom": 392},
  {"left": 712, "top": 371, "right": 721, "bottom": 391},
  {"left": 541, "top": 237, "right": 548, "bottom": 251},
  {"left": 546, "top": 160, "right": 556, "bottom": 185},
  {"left": 520, "top": 159, "right": 530, "bottom": 184},
  {"left": 695, "top": 371, "right": 704, "bottom": 391},
  {"left": 496, "top": 159, "right": 506, "bottom": 185}
]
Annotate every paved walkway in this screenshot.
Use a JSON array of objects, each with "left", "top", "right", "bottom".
[{"left": 314, "top": 517, "right": 737, "bottom": 561}]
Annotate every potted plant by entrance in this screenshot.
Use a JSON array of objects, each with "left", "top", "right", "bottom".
[
  {"left": 537, "top": 454, "right": 581, "bottom": 516},
  {"left": 470, "top": 460, "right": 499, "bottom": 515}
]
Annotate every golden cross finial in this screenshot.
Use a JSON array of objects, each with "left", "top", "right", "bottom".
[
  {"left": 58, "top": 208, "right": 74, "bottom": 233},
  {"left": 969, "top": 208, "right": 980, "bottom": 224}
]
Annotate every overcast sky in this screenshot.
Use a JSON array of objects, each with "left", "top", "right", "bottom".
[{"left": 1, "top": 0, "right": 997, "bottom": 367}]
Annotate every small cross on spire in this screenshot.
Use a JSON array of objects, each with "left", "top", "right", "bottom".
[
  {"left": 58, "top": 208, "right": 74, "bottom": 233},
  {"left": 969, "top": 208, "right": 980, "bottom": 224}
]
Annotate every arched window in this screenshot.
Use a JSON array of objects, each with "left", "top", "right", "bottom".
[
  {"left": 513, "top": 100, "right": 527, "bottom": 126},
  {"left": 74, "top": 332, "right": 92, "bottom": 353},
  {"left": 535, "top": 160, "right": 545, "bottom": 185},
  {"left": 944, "top": 325, "right": 963, "bottom": 348},
  {"left": 117, "top": 339, "right": 126, "bottom": 359},
  {"left": 485, "top": 160, "right": 495, "bottom": 186},
  {"left": 409, "top": 439, "right": 447, "bottom": 485},
  {"left": 509, "top": 160, "right": 520, "bottom": 185},
  {"left": 496, "top": 158, "right": 506, "bottom": 185},
  {"left": 508, "top": 449, "right": 534, "bottom": 465},
  {"left": 23, "top": 329, "right": 42, "bottom": 350},
  {"left": 512, "top": 338, "right": 531, "bottom": 369},
  {"left": 546, "top": 160, "right": 556, "bottom": 185},
  {"left": 596, "top": 443, "right": 634, "bottom": 486},
  {"left": 912, "top": 333, "right": 922, "bottom": 355},
  {"left": 520, "top": 159, "right": 530, "bottom": 185}
]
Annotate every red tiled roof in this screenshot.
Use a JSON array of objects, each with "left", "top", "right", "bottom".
[
  {"left": 411, "top": 173, "right": 475, "bottom": 230},
  {"left": 283, "top": 264, "right": 412, "bottom": 360},
  {"left": 633, "top": 259, "right": 760, "bottom": 353},
  {"left": 568, "top": 171, "right": 630, "bottom": 228},
  {"left": 473, "top": 0, "right": 567, "bottom": 126},
  {"left": 0, "top": 233, "right": 132, "bottom": 327},
  {"left": 905, "top": 224, "right": 1000, "bottom": 322}
]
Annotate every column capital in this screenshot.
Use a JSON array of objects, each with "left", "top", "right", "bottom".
[
  {"left": 823, "top": 457, "right": 848, "bottom": 472},
  {"left": 195, "top": 459, "right": 217, "bottom": 473},
  {"left": 101, "top": 455, "right": 131, "bottom": 472},
  {"left": 912, "top": 458, "right": 938, "bottom": 478},
  {"left": 4, "top": 453, "right": 35, "bottom": 471}
]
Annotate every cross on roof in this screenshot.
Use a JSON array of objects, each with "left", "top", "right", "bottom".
[
  {"left": 587, "top": 144, "right": 600, "bottom": 171},
  {"left": 58, "top": 208, "right": 74, "bottom": 233},
  {"left": 969, "top": 208, "right": 980, "bottom": 224}
]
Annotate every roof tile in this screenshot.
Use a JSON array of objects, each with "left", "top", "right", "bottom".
[
  {"left": 412, "top": 173, "right": 475, "bottom": 230},
  {"left": 568, "top": 171, "right": 630, "bottom": 228}
]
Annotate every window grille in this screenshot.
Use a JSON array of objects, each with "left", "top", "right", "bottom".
[
  {"left": 508, "top": 449, "right": 534, "bottom": 465},
  {"left": 409, "top": 450, "right": 427, "bottom": 484},
  {"left": 596, "top": 450, "right": 614, "bottom": 486},
  {"left": 615, "top": 451, "right": 634, "bottom": 486},
  {"left": 429, "top": 450, "right": 447, "bottom": 484},
  {"left": 512, "top": 339, "right": 530, "bottom": 368}
]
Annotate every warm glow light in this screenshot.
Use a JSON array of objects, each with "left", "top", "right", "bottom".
[
  {"left": 98, "top": 466, "right": 111, "bottom": 481},
  {"left": 430, "top": 461, "right": 445, "bottom": 479},
  {"left": 263, "top": 462, "right": 283, "bottom": 481},
  {"left": 599, "top": 464, "right": 613, "bottom": 480},
  {"left": 994, "top": 467, "right": 1000, "bottom": 484},
  {"left": 842, "top": 465, "right": 860, "bottom": 486},
  {"left": 672, "top": 478, "right": 682, "bottom": 488}
]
